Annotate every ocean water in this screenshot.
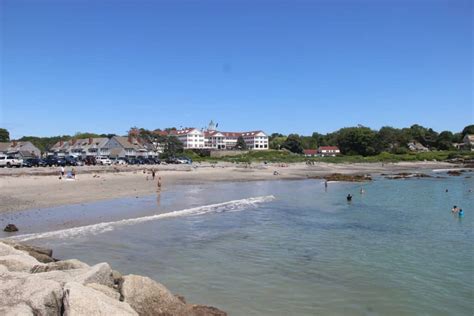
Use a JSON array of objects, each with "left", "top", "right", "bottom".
[{"left": 2, "top": 173, "right": 473, "bottom": 315}]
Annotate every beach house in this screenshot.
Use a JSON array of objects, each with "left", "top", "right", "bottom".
[
  {"left": 303, "top": 149, "right": 318, "bottom": 157},
  {"left": 0, "top": 141, "right": 41, "bottom": 158},
  {"left": 317, "top": 146, "right": 340, "bottom": 157},
  {"left": 463, "top": 134, "right": 474, "bottom": 151},
  {"left": 106, "top": 136, "right": 158, "bottom": 158},
  {"left": 50, "top": 138, "right": 110, "bottom": 158}
]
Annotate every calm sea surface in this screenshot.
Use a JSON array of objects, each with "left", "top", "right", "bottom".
[{"left": 2, "top": 173, "right": 473, "bottom": 315}]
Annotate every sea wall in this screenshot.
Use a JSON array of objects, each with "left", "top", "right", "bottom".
[{"left": 0, "top": 240, "right": 226, "bottom": 316}]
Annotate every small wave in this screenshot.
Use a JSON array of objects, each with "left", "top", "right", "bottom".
[{"left": 9, "top": 195, "right": 275, "bottom": 242}]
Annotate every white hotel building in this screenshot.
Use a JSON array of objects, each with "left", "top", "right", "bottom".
[{"left": 171, "top": 125, "right": 269, "bottom": 150}]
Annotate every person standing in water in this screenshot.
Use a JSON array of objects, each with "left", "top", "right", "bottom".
[
  {"left": 360, "top": 188, "right": 365, "bottom": 194},
  {"left": 346, "top": 194, "right": 353, "bottom": 201},
  {"left": 157, "top": 176, "right": 162, "bottom": 192}
]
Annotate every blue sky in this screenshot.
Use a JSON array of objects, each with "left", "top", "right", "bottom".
[{"left": 1, "top": 0, "right": 472, "bottom": 138}]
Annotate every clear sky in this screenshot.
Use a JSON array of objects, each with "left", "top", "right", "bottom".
[{"left": 1, "top": 0, "right": 472, "bottom": 138}]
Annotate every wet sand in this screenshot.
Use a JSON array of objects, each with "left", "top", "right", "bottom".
[{"left": 0, "top": 161, "right": 457, "bottom": 213}]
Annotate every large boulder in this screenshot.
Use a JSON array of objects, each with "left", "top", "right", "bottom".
[
  {"left": 0, "top": 303, "right": 34, "bottom": 315},
  {"left": 0, "top": 254, "right": 42, "bottom": 272},
  {"left": 0, "top": 271, "right": 63, "bottom": 315},
  {"left": 31, "top": 259, "right": 90, "bottom": 273},
  {"left": 86, "top": 282, "right": 121, "bottom": 301},
  {"left": 189, "top": 305, "right": 228, "bottom": 316},
  {"left": 120, "top": 274, "right": 189, "bottom": 316},
  {"left": 1, "top": 240, "right": 55, "bottom": 263},
  {"left": 0, "top": 242, "right": 43, "bottom": 272},
  {"left": 33, "top": 262, "right": 115, "bottom": 287},
  {"left": 63, "top": 282, "right": 137, "bottom": 316}
]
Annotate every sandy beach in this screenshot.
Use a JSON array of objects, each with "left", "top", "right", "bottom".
[{"left": 0, "top": 161, "right": 461, "bottom": 213}]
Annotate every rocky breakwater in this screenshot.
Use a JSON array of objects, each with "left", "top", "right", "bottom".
[{"left": 0, "top": 240, "right": 226, "bottom": 316}]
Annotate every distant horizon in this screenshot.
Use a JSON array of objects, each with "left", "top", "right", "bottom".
[{"left": 2, "top": 0, "right": 472, "bottom": 139}]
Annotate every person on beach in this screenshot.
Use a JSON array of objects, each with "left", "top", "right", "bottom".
[
  {"left": 71, "top": 167, "right": 76, "bottom": 179},
  {"left": 152, "top": 169, "right": 156, "bottom": 180},
  {"left": 157, "top": 176, "right": 162, "bottom": 191},
  {"left": 60, "top": 166, "right": 65, "bottom": 177}
]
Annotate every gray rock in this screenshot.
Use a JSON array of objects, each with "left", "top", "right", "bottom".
[
  {"left": 120, "top": 274, "right": 189, "bottom": 316},
  {"left": 74, "top": 262, "right": 114, "bottom": 287},
  {"left": 33, "top": 262, "right": 114, "bottom": 287},
  {"left": 1, "top": 240, "right": 53, "bottom": 257},
  {"left": 0, "top": 303, "right": 34, "bottom": 315},
  {"left": 189, "top": 305, "right": 228, "bottom": 316},
  {"left": 31, "top": 259, "right": 90, "bottom": 273},
  {"left": 1, "top": 240, "right": 55, "bottom": 263},
  {"left": 0, "top": 270, "right": 63, "bottom": 316},
  {"left": 4, "top": 224, "right": 19, "bottom": 232},
  {"left": 0, "top": 254, "right": 42, "bottom": 272},
  {"left": 86, "top": 282, "right": 121, "bottom": 300},
  {"left": 63, "top": 282, "right": 137, "bottom": 316}
]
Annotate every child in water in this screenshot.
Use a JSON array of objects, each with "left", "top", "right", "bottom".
[{"left": 458, "top": 209, "right": 464, "bottom": 217}]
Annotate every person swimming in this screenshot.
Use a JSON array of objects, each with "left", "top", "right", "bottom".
[
  {"left": 346, "top": 194, "right": 353, "bottom": 201},
  {"left": 458, "top": 209, "right": 464, "bottom": 217},
  {"left": 451, "top": 205, "right": 459, "bottom": 212}
]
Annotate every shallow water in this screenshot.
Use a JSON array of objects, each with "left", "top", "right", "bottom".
[{"left": 2, "top": 174, "right": 473, "bottom": 315}]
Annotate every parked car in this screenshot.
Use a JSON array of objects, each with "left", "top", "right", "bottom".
[
  {"left": 96, "top": 156, "right": 112, "bottom": 165},
  {"left": 22, "top": 158, "right": 45, "bottom": 167},
  {"left": 113, "top": 158, "right": 127, "bottom": 165},
  {"left": 165, "top": 157, "right": 178, "bottom": 164},
  {"left": 64, "top": 156, "right": 79, "bottom": 166},
  {"left": 83, "top": 156, "right": 97, "bottom": 166},
  {"left": 44, "top": 156, "right": 66, "bottom": 167},
  {"left": 176, "top": 157, "right": 192, "bottom": 164},
  {"left": 0, "top": 155, "right": 23, "bottom": 168},
  {"left": 148, "top": 157, "right": 161, "bottom": 164}
]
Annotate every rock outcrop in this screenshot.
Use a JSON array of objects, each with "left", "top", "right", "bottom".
[{"left": 0, "top": 240, "right": 227, "bottom": 316}]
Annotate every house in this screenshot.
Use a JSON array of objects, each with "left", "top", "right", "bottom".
[
  {"left": 50, "top": 138, "right": 109, "bottom": 158},
  {"left": 303, "top": 149, "right": 318, "bottom": 157},
  {"left": 106, "top": 136, "right": 155, "bottom": 158},
  {"left": 407, "top": 141, "right": 429, "bottom": 152},
  {"left": 0, "top": 141, "right": 41, "bottom": 158},
  {"left": 171, "top": 128, "right": 205, "bottom": 149},
  {"left": 317, "top": 146, "right": 340, "bottom": 157},
  {"left": 463, "top": 134, "right": 474, "bottom": 151},
  {"left": 241, "top": 131, "right": 269, "bottom": 150}
]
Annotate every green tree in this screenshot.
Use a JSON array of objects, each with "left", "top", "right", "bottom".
[
  {"left": 0, "top": 128, "right": 10, "bottom": 142},
  {"left": 281, "top": 134, "right": 303, "bottom": 154},
  {"left": 163, "top": 136, "right": 183, "bottom": 158},
  {"left": 336, "top": 127, "right": 379, "bottom": 156},
  {"left": 235, "top": 136, "right": 247, "bottom": 150},
  {"left": 461, "top": 125, "right": 474, "bottom": 137},
  {"left": 269, "top": 136, "right": 286, "bottom": 149},
  {"left": 436, "top": 131, "right": 454, "bottom": 150}
]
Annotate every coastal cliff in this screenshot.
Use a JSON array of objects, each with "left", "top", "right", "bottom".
[{"left": 0, "top": 240, "right": 226, "bottom": 316}]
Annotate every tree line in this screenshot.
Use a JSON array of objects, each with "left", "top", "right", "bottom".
[
  {"left": 272, "top": 124, "right": 474, "bottom": 155},
  {"left": 1, "top": 124, "right": 473, "bottom": 157}
]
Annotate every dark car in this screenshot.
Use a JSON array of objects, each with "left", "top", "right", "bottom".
[
  {"left": 148, "top": 157, "right": 161, "bottom": 164},
  {"left": 83, "top": 156, "right": 96, "bottom": 166},
  {"left": 23, "top": 158, "right": 45, "bottom": 167},
  {"left": 64, "top": 156, "right": 79, "bottom": 166},
  {"left": 44, "top": 156, "right": 66, "bottom": 167},
  {"left": 165, "top": 157, "right": 178, "bottom": 164}
]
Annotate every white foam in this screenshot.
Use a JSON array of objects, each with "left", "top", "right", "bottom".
[{"left": 9, "top": 195, "right": 275, "bottom": 242}]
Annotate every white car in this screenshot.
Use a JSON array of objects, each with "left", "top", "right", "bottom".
[
  {"left": 114, "top": 159, "right": 127, "bottom": 165},
  {"left": 96, "top": 157, "right": 112, "bottom": 165},
  {"left": 0, "top": 155, "right": 23, "bottom": 168}
]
